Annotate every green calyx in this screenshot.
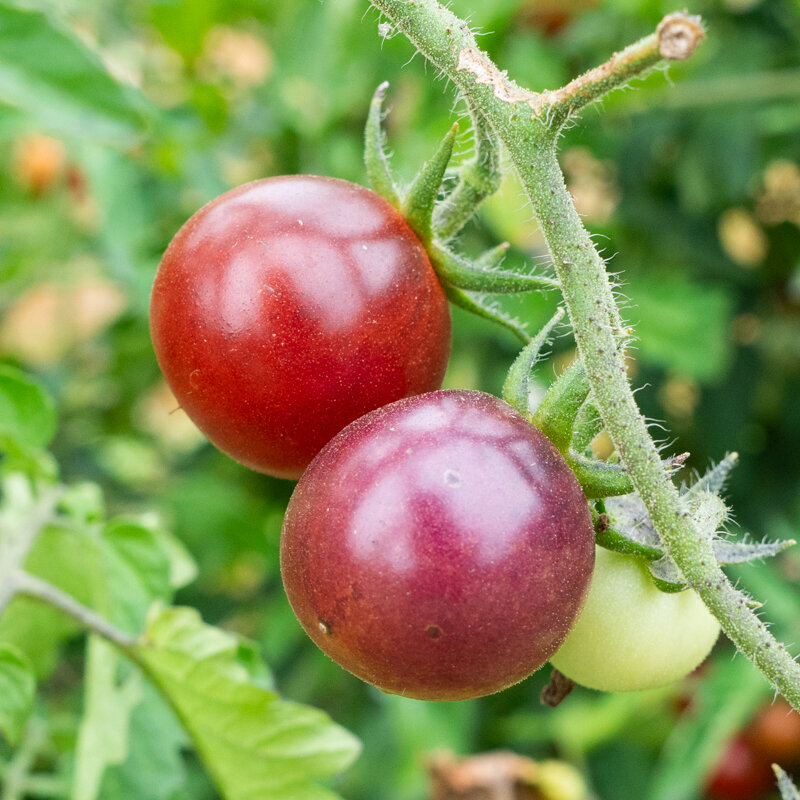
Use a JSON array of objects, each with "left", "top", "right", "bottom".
[
  {"left": 363, "top": 82, "right": 557, "bottom": 334},
  {"left": 503, "top": 333, "right": 634, "bottom": 500},
  {"left": 592, "top": 458, "right": 797, "bottom": 593}
]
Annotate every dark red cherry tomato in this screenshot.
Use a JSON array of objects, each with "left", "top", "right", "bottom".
[
  {"left": 705, "top": 736, "right": 775, "bottom": 800},
  {"left": 280, "top": 390, "right": 595, "bottom": 701},
  {"left": 150, "top": 175, "right": 451, "bottom": 479}
]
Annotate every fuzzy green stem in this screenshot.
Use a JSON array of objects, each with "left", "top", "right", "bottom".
[
  {"left": 539, "top": 13, "right": 704, "bottom": 126},
  {"left": 368, "top": 0, "right": 800, "bottom": 710}
]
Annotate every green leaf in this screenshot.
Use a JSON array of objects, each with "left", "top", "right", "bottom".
[
  {"left": 629, "top": 273, "right": 734, "bottom": 381},
  {"left": 0, "top": 365, "right": 56, "bottom": 452},
  {"left": 0, "top": 2, "right": 149, "bottom": 143},
  {"left": 132, "top": 606, "right": 361, "bottom": 800},
  {"left": 99, "top": 520, "right": 173, "bottom": 632},
  {"left": 0, "top": 522, "right": 98, "bottom": 677},
  {"left": 73, "top": 518, "right": 192, "bottom": 800},
  {"left": 648, "top": 657, "right": 770, "bottom": 800},
  {"left": 97, "top": 680, "right": 187, "bottom": 800},
  {"left": 0, "top": 642, "right": 35, "bottom": 744},
  {"left": 72, "top": 638, "right": 144, "bottom": 800}
]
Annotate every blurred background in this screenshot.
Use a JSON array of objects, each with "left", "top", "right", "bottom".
[{"left": 1, "top": 0, "right": 800, "bottom": 798}]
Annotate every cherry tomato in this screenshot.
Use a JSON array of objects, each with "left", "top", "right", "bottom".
[
  {"left": 705, "top": 736, "right": 775, "bottom": 800},
  {"left": 150, "top": 175, "right": 451, "bottom": 479},
  {"left": 280, "top": 390, "right": 595, "bottom": 700},
  {"left": 550, "top": 547, "right": 720, "bottom": 692}
]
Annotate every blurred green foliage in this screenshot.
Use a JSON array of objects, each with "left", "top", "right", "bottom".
[{"left": 0, "top": 0, "right": 799, "bottom": 798}]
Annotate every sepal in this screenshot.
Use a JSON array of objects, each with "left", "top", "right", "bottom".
[
  {"left": 444, "top": 286, "right": 531, "bottom": 345},
  {"left": 364, "top": 82, "right": 400, "bottom": 206},
  {"left": 431, "top": 104, "right": 501, "bottom": 240},
  {"left": 430, "top": 241, "right": 558, "bottom": 294},
  {"left": 712, "top": 538, "right": 796, "bottom": 564},
  {"left": 401, "top": 123, "right": 459, "bottom": 243},
  {"left": 532, "top": 361, "right": 590, "bottom": 452},
  {"left": 774, "top": 765, "right": 800, "bottom": 800},
  {"left": 501, "top": 307, "right": 565, "bottom": 416},
  {"left": 685, "top": 453, "right": 739, "bottom": 498},
  {"left": 567, "top": 452, "right": 634, "bottom": 499},
  {"left": 594, "top": 480, "right": 797, "bottom": 594},
  {"left": 571, "top": 401, "right": 602, "bottom": 453}
]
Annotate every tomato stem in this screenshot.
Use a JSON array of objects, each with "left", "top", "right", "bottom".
[{"left": 367, "top": 0, "right": 800, "bottom": 711}]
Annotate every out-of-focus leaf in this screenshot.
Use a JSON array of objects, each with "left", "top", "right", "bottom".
[
  {"left": 99, "top": 519, "right": 172, "bottom": 632},
  {"left": 647, "top": 657, "right": 770, "bottom": 800},
  {"left": 0, "top": 642, "right": 35, "bottom": 744},
  {"left": 72, "top": 638, "right": 143, "bottom": 800},
  {"left": 0, "top": 364, "right": 56, "bottom": 451},
  {"left": 97, "top": 680, "right": 187, "bottom": 800},
  {"left": 150, "top": 0, "right": 221, "bottom": 64},
  {"left": 0, "top": 523, "right": 98, "bottom": 676},
  {"left": 133, "top": 606, "right": 361, "bottom": 800},
  {"left": 73, "top": 517, "right": 193, "bottom": 800},
  {"left": 628, "top": 273, "right": 734, "bottom": 381},
  {"left": 0, "top": 2, "right": 149, "bottom": 143}
]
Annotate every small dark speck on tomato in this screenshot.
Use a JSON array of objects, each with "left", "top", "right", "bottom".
[
  {"left": 444, "top": 469, "right": 461, "bottom": 487},
  {"left": 427, "top": 625, "right": 441, "bottom": 639}
]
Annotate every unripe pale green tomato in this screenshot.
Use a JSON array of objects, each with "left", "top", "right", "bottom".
[{"left": 550, "top": 546, "right": 720, "bottom": 692}]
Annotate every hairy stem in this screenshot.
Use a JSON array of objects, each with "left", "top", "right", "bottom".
[
  {"left": 368, "top": 0, "right": 800, "bottom": 710},
  {"left": 538, "top": 13, "right": 703, "bottom": 125}
]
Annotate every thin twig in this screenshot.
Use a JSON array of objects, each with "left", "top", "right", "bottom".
[
  {"left": 11, "top": 571, "right": 137, "bottom": 649},
  {"left": 0, "top": 487, "right": 60, "bottom": 618}
]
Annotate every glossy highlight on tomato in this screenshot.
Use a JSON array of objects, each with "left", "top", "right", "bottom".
[
  {"left": 280, "top": 390, "right": 595, "bottom": 701},
  {"left": 150, "top": 175, "right": 451, "bottom": 479}
]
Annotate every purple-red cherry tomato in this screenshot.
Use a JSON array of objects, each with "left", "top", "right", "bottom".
[
  {"left": 150, "top": 175, "right": 451, "bottom": 479},
  {"left": 280, "top": 390, "right": 595, "bottom": 701}
]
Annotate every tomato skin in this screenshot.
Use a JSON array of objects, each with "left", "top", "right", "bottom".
[
  {"left": 705, "top": 736, "right": 775, "bottom": 800},
  {"left": 150, "top": 175, "right": 451, "bottom": 479},
  {"left": 280, "top": 390, "right": 595, "bottom": 701},
  {"left": 550, "top": 546, "right": 720, "bottom": 692}
]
